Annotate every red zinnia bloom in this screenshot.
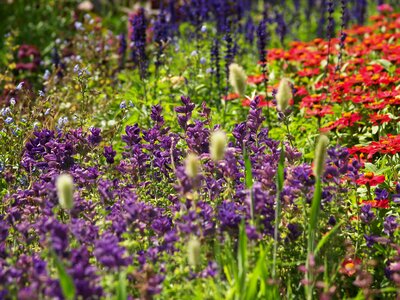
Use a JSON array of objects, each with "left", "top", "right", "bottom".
[
  {"left": 356, "top": 172, "right": 385, "bottom": 186},
  {"left": 340, "top": 257, "right": 362, "bottom": 276},
  {"left": 369, "top": 113, "right": 391, "bottom": 126},
  {"left": 241, "top": 94, "right": 273, "bottom": 107},
  {"left": 305, "top": 104, "right": 334, "bottom": 118},
  {"left": 222, "top": 93, "right": 240, "bottom": 101},
  {"left": 361, "top": 199, "right": 390, "bottom": 209},
  {"left": 247, "top": 74, "right": 267, "bottom": 85}
]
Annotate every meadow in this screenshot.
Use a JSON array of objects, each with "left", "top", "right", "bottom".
[{"left": 0, "top": 0, "right": 400, "bottom": 299}]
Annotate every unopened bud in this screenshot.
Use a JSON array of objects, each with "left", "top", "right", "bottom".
[
  {"left": 229, "top": 63, "right": 247, "bottom": 96},
  {"left": 185, "top": 153, "right": 201, "bottom": 178},
  {"left": 187, "top": 236, "right": 201, "bottom": 268},
  {"left": 210, "top": 130, "right": 227, "bottom": 161},
  {"left": 313, "top": 135, "right": 329, "bottom": 178},
  {"left": 56, "top": 174, "right": 74, "bottom": 210},
  {"left": 276, "top": 78, "right": 292, "bottom": 112}
]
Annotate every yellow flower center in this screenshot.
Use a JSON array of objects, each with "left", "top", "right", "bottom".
[{"left": 364, "top": 172, "right": 374, "bottom": 179}]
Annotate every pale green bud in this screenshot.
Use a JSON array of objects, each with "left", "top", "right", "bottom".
[
  {"left": 276, "top": 78, "right": 292, "bottom": 112},
  {"left": 187, "top": 236, "right": 201, "bottom": 268},
  {"left": 56, "top": 173, "right": 74, "bottom": 210},
  {"left": 209, "top": 130, "right": 227, "bottom": 161},
  {"left": 229, "top": 63, "right": 247, "bottom": 96},
  {"left": 313, "top": 135, "right": 329, "bottom": 178},
  {"left": 185, "top": 153, "right": 201, "bottom": 178}
]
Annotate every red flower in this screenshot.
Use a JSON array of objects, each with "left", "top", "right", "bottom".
[
  {"left": 241, "top": 94, "right": 273, "bottom": 107},
  {"left": 247, "top": 74, "right": 267, "bottom": 85},
  {"left": 361, "top": 199, "right": 390, "bottom": 209},
  {"left": 369, "top": 113, "right": 391, "bottom": 126},
  {"left": 222, "top": 93, "right": 240, "bottom": 101},
  {"left": 305, "top": 104, "right": 334, "bottom": 118},
  {"left": 356, "top": 172, "right": 385, "bottom": 186},
  {"left": 321, "top": 112, "right": 362, "bottom": 132},
  {"left": 340, "top": 258, "right": 362, "bottom": 276}
]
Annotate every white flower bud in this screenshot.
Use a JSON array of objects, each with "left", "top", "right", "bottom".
[
  {"left": 187, "top": 236, "right": 201, "bottom": 268},
  {"left": 185, "top": 153, "right": 201, "bottom": 178},
  {"left": 313, "top": 135, "right": 329, "bottom": 178},
  {"left": 209, "top": 130, "right": 227, "bottom": 161},
  {"left": 56, "top": 174, "right": 74, "bottom": 210},
  {"left": 276, "top": 78, "right": 292, "bottom": 112},
  {"left": 229, "top": 63, "right": 247, "bottom": 96}
]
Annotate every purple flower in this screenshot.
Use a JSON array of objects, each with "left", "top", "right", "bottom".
[
  {"left": 103, "top": 146, "right": 116, "bottom": 164},
  {"left": 218, "top": 201, "right": 243, "bottom": 231},
  {"left": 360, "top": 204, "right": 375, "bottom": 224},
  {"left": 94, "top": 232, "right": 131, "bottom": 269},
  {"left": 384, "top": 216, "right": 397, "bottom": 236},
  {"left": 375, "top": 188, "right": 389, "bottom": 200},
  {"left": 69, "top": 247, "right": 103, "bottom": 298},
  {"left": 88, "top": 127, "right": 102, "bottom": 146}
]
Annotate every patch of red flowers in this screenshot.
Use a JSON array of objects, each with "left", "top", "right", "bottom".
[
  {"left": 360, "top": 199, "right": 390, "bottom": 209},
  {"left": 356, "top": 172, "right": 385, "bottom": 186},
  {"left": 320, "top": 112, "right": 362, "bottom": 133},
  {"left": 349, "top": 134, "right": 400, "bottom": 159}
]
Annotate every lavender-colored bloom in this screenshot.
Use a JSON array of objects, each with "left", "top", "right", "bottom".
[
  {"left": 274, "top": 12, "right": 287, "bottom": 46},
  {"left": 375, "top": 188, "right": 389, "bottom": 200},
  {"left": 286, "top": 223, "right": 302, "bottom": 242},
  {"left": 130, "top": 8, "right": 148, "bottom": 79},
  {"left": 223, "top": 25, "right": 234, "bottom": 95},
  {"left": 353, "top": 0, "right": 367, "bottom": 24},
  {"left": 94, "top": 232, "right": 131, "bottom": 269},
  {"left": 218, "top": 201, "right": 243, "bottom": 230},
  {"left": 256, "top": 19, "right": 269, "bottom": 92},
  {"left": 364, "top": 234, "right": 376, "bottom": 248},
  {"left": 88, "top": 127, "right": 102, "bottom": 146},
  {"left": 360, "top": 204, "right": 375, "bottom": 224},
  {"left": 103, "top": 146, "right": 116, "bottom": 164},
  {"left": 175, "top": 96, "right": 195, "bottom": 131},
  {"left": 384, "top": 216, "right": 397, "bottom": 236},
  {"left": 69, "top": 247, "right": 103, "bottom": 298},
  {"left": 153, "top": 11, "right": 169, "bottom": 68},
  {"left": 245, "top": 16, "right": 255, "bottom": 45},
  {"left": 211, "top": 38, "right": 221, "bottom": 92},
  {"left": 393, "top": 183, "right": 400, "bottom": 203}
]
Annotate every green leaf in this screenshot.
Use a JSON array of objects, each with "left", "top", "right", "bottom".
[
  {"left": 52, "top": 252, "right": 75, "bottom": 300},
  {"left": 244, "top": 152, "right": 253, "bottom": 189},
  {"left": 315, "top": 221, "right": 344, "bottom": 256},
  {"left": 238, "top": 221, "right": 248, "bottom": 297},
  {"left": 116, "top": 271, "right": 127, "bottom": 300}
]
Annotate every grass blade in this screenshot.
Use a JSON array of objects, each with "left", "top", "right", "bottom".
[
  {"left": 272, "top": 144, "right": 285, "bottom": 279},
  {"left": 52, "top": 252, "right": 75, "bottom": 300}
]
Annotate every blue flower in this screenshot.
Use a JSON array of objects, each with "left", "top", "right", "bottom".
[{"left": 5, "top": 117, "right": 13, "bottom": 124}]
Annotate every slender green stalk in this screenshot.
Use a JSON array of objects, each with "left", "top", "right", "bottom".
[{"left": 272, "top": 144, "right": 285, "bottom": 280}]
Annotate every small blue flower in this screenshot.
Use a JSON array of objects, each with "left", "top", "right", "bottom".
[
  {"left": 74, "top": 22, "right": 83, "bottom": 30},
  {"left": 200, "top": 57, "right": 206, "bottom": 65},
  {"left": 201, "top": 25, "right": 207, "bottom": 33},
  {"left": 1, "top": 107, "right": 11, "bottom": 116},
  {"left": 39, "top": 90, "right": 45, "bottom": 97},
  {"left": 43, "top": 70, "right": 51, "bottom": 80},
  {"left": 73, "top": 64, "right": 80, "bottom": 74},
  {"left": 5, "top": 117, "right": 13, "bottom": 124},
  {"left": 10, "top": 98, "right": 16, "bottom": 105},
  {"left": 120, "top": 101, "right": 126, "bottom": 109},
  {"left": 16, "top": 82, "right": 24, "bottom": 90},
  {"left": 190, "top": 50, "right": 198, "bottom": 57}
]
